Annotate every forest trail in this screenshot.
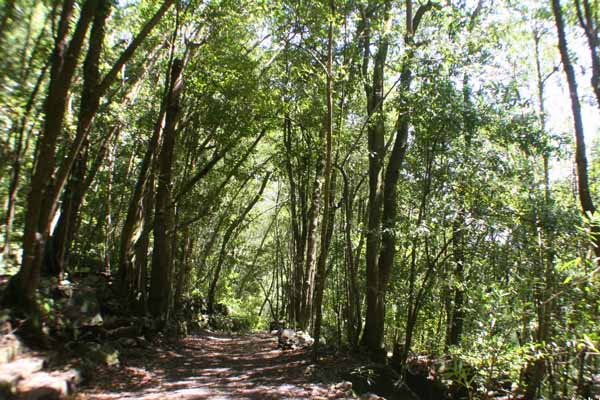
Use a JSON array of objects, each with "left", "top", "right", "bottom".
[{"left": 75, "top": 331, "right": 358, "bottom": 400}]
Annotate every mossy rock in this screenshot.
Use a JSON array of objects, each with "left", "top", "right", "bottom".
[{"left": 74, "top": 342, "right": 119, "bottom": 367}]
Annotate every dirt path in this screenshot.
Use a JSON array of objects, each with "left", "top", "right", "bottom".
[{"left": 75, "top": 331, "right": 357, "bottom": 400}]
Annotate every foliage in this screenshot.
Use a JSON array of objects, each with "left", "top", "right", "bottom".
[{"left": 0, "top": 0, "right": 598, "bottom": 397}]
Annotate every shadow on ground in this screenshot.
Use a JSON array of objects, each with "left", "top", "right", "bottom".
[{"left": 75, "top": 332, "right": 355, "bottom": 399}]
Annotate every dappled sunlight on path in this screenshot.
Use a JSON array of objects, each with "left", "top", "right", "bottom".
[{"left": 76, "top": 332, "right": 353, "bottom": 399}]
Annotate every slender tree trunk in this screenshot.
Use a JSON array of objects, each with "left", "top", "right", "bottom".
[
  {"left": 174, "top": 224, "right": 194, "bottom": 314},
  {"left": 46, "top": 124, "right": 117, "bottom": 276},
  {"left": 44, "top": 143, "right": 89, "bottom": 277},
  {"left": 283, "top": 110, "right": 307, "bottom": 327},
  {"left": 148, "top": 58, "right": 184, "bottom": 320},
  {"left": 132, "top": 170, "right": 155, "bottom": 313},
  {"left": 447, "top": 218, "right": 465, "bottom": 347},
  {"left": 552, "top": 0, "right": 599, "bottom": 262},
  {"left": 447, "top": 74, "right": 473, "bottom": 348},
  {"left": 574, "top": 0, "right": 600, "bottom": 108},
  {"left": 340, "top": 167, "right": 363, "bottom": 348},
  {"left": 361, "top": 1, "right": 389, "bottom": 356},
  {"left": 522, "top": 28, "right": 558, "bottom": 400},
  {"left": 312, "top": 0, "right": 335, "bottom": 354},
  {"left": 102, "top": 141, "right": 115, "bottom": 274},
  {"left": 2, "top": 63, "right": 48, "bottom": 255},
  {"left": 207, "top": 175, "right": 270, "bottom": 313},
  {"left": 119, "top": 59, "right": 171, "bottom": 290}
]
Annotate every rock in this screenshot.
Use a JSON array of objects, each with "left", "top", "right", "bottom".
[
  {"left": 74, "top": 342, "right": 119, "bottom": 367},
  {"left": 334, "top": 381, "right": 353, "bottom": 391},
  {"left": 16, "top": 369, "right": 80, "bottom": 400},
  {"left": 278, "top": 329, "right": 314, "bottom": 350},
  {"left": 135, "top": 336, "right": 149, "bottom": 348},
  {"left": 62, "top": 287, "right": 103, "bottom": 328},
  {"left": 297, "top": 331, "right": 314, "bottom": 346},
  {"left": 0, "top": 311, "right": 12, "bottom": 335},
  {"left": 269, "top": 320, "right": 285, "bottom": 332},
  {"left": 0, "top": 334, "right": 23, "bottom": 363},
  {"left": 0, "top": 357, "right": 46, "bottom": 398},
  {"left": 117, "top": 337, "right": 137, "bottom": 348},
  {"left": 106, "top": 325, "right": 141, "bottom": 339}
]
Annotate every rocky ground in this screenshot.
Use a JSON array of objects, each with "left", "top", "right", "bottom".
[
  {"left": 75, "top": 331, "right": 364, "bottom": 400},
  {"left": 0, "top": 273, "right": 425, "bottom": 399}
]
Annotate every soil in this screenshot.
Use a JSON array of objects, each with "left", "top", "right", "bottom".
[{"left": 74, "top": 331, "right": 359, "bottom": 399}]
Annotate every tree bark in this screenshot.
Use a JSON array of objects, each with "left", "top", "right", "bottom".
[
  {"left": 312, "top": 0, "right": 335, "bottom": 355},
  {"left": 362, "top": 0, "right": 431, "bottom": 358},
  {"left": 361, "top": 1, "right": 390, "bottom": 356},
  {"left": 48, "top": 0, "right": 176, "bottom": 229},
  {"left": 148, "top": 58, "right": 184, "bottom": 320},
  {"left": 283, "top": 108, "right": 307, "bottom": 327},
  {"left": 551, "top": 0, "right": 599, "bottom": 262},
  {"left": 574, "top": 0, "right": 600, "bottom": 108},
  {"left": 2, "top": 0, "right": 97, "bottom": 314},
  {"left": 45, "top": 126, "right": 117, "bottom": 276},
  {"left": 299, "top": 166, "right": 323, "bottom": 329},
  {"left": 119, "top": 53, "right": 173, "bottom": 291}
]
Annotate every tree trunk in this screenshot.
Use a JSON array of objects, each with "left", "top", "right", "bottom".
[
  {"left": 312, "top": 0, "right": 335, "bottom": 354},
  {"left": 174, "top": 224, "right": 194, "bottom": 314},
  {"left": 148, "top": 58, "right": 184, "bottom": 320},
  {"left": 361, "top": 1, "right": 389, "bottom": 356},
  {"left": 48, "top": 0, "right": 175, "bottom": 231},
  {"left": 551, "top": 0, "right": 599, "bottom": 262},
  {"left": 119, "top": 62, "right": 171, "bottom": 291},
  {"left": 2, "top": 63, "right": 48, "bottom": 255},
  {"left": 521, "top": 28, "right": 558, "bottom": 400},
  {"left": 207, "top": 174, "right": 270, "bottom": 314},
  {"left": 44, "top": 144, "right": 89, "bottom": 277},
  {"left": 132, "top": 169, "right": 155, "bottom": 314},
  {"left": 574, "top": 0, "right": 600, "bottom": 109},
  {"left": 362, "top": 0, "right": 429, "bottom": 358},
  {"left": 447, "top": 73, "right": 474, "bottom": 348},
  {"left": 2, "top": 0, "right": 97, "bottom": 315},
  {"left": 283, "top": 109, "right": 307, "bottom": 327},
  {"left": 446, "top": 218, "right": 465, "bottom": 347},
  {"left": 340, "top": 167, "right": 363, "bottom": 349},
  {"left": 45, "top": 124, "right": 118, "bottom": 276}
]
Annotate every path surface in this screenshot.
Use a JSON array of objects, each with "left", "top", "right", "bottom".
[{"left": 75, "top": 332, "right": 357, "bottom": 400}]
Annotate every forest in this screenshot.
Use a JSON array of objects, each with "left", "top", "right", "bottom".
[{"left": 0, "top": 0, "right": 599, "bottom": 399}]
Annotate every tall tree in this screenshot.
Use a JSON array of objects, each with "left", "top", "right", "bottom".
[
  {"left": 551, "top": 0, "right": 599, "bottom": 261},
  {"left": 311, "top": 0, "right": 335, "bottom": 353},
  {"left": 2, "top": 0, "right": 99, "bottom": 315},
  {"left": 148, "top": 58, "right": 184, "bottom": 320},
  {"left": 362, "top": 0, "right": 434, "bottom": 359}
]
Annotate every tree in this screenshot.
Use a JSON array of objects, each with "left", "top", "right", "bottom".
[{"left": 551, "top": 0, "right": 599, "bottom": 261}]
